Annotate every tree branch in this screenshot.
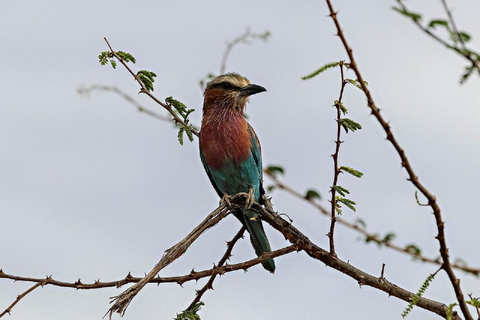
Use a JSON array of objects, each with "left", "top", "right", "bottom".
[
  {"left": 186, "top": 227, "right": 246, "bottom": 310},
  {"left": 264, "top": 170, "right": 480, "bottom": 276},
  {"left": 323, "top": 1, "right": 472, "bottom": 319}
]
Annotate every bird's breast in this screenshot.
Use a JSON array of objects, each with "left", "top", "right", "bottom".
[{"left": 200, "top": 115, "right": 252, "bottom": 170}]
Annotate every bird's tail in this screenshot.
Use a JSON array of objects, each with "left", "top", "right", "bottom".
[{"left": 236, "top": 209, "right": 275, "bottom": 273}]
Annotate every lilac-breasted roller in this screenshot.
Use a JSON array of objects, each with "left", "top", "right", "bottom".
[{"left": 199, "top": 73, "right": 275, "bottom": 273}]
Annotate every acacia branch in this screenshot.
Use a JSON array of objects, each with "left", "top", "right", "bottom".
[
  {"left": 324, "top": 1, "right": 472, "bottom": 319},
  {"left": 328, "top": 61, "right": 347, "bottom": 257},
  {"left": 103, "top": 37, "right": 199, "bottom": 137},
  {"left": 187, "top": 226, "right": 246, "bottom": 310}
]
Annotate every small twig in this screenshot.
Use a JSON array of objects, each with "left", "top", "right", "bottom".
[
  {"left": 0, "top": 281, "right": 43, "bottom": 318},
  {"left": 328, "top": 61, "right": 348, "bottom": 257},
  {"left": 78, "top": 85, "right": 172, "bottom": 122},
  {"left": 395, "top": 0, "right": 480, "bottom": 75},
  {"left": 219, "top": 28, "right": 269, "bottom": 74},
  {"left": 380, "top": 264, "right": 386, "bottom": 280},
  {"left": 440, "top": 0, "right": 466, "bottom": 50},
  {"left": 187, "top": 227, "right": 246, "bottom": 309},
  {"left": 324, "top": 2, "right": 472, "bottom": 319}
]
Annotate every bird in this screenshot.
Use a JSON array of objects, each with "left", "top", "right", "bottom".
[{"left": 199, "top": 73, "right": 275, "bottom": 273}]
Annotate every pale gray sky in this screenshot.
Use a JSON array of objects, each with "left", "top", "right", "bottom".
[{"left": 1, "top": 0, "right": 480, "bottom": 319}]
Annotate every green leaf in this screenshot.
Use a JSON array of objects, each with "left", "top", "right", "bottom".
[
  {"left": 265, "top": 165, "right": 285, "bottom": 177},
  {"left": 467, "top": 298, "right": 480, "bottom": 308},
  {"left": 428, "top": 19, "right": 449, "bottom": 29},
  {"left": 177, "top": 127, "right": 185, "bottom": 145},
  {"left": 382, "top": 232, "right": 396, "bottom": 244},
  {"left": 305, "top": 189, "right": 321, "bottom": 200},
  {"left": 355, "top": 218, "right": 366, "bottom": 229},
  {"left": 339, "top": 118, "right": 362, "bottom": 133},
  {"left": 302, "top": 61, "right": 342, "bottom": 80},
  {"left": 110, "top": 60, "right": 117, "bottom": 69},
  {"left": 116, "top": 51, "right": 136, "bottom": 63},
  {"left": 334, "top": 100, "right": 348, "bottom": 115},
  {"left": 401, "top": 273, "right": 435, "bottom": 318},
  {"left": 98, "top": 51, "right": 110, "bottom": 66},
  {"left": 336, "top": 196, "right": 356, "bottom": 212},
  {"left": 345, "top": 78, "right": 368, "bottom": 90},
  {"left": 185, "top": 126, "right": 194, "bottom": 142},
  {"left": 457, "top": 31, "right": 472, "bottom": 43},
  {"left": 331, "top": 185, "right": 350, "bottom": 197},
  {"left": 446, "top": 303, "right": 457, "bottom": 320},
  {"left": 137, "top": 70, "right": 157, "bottom": 92},
  {"left": 267, "top": 185, "right": 276, "bottom": 192},
  {"left": 392, "top": 6, "right": 422, "bottom": 22},
  {"left": 340, "top": 166, "right": 364, "bottom": 178},
  {"left": 405, "top": 244, "right": 422, "bottom": 256},
  {"left": 176, "top": 302, "right": 204, "bottom": 320}
]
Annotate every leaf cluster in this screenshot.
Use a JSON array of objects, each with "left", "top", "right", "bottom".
[
  {"left": 137, "top": 70, "right": 157, "bottom": 92},
  {"left": 165, "top": 96, "right": 195, "bottom": 145}
]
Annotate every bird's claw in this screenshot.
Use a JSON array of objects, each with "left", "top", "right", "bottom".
[
  {"left": 245, "top": 188, "right": 254, "bottom": 209},
  {"left": 221, "top": 194, "right": 232, "bottom": 208}
]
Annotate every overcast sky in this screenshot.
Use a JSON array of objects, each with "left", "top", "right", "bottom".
[{"left": 1, "top": 0, "right": 480, "bottom": 319}]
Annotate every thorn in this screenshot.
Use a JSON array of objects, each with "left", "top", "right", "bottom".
[{"left": 125, "top": 272, "right": 133, "bottom": 279}]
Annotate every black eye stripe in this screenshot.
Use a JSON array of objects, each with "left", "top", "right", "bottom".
[{"left": 211, "top": 82, "right": 240, "bottom": 90}]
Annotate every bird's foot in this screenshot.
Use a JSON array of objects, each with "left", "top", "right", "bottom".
[
  {"left": 221, "top": 194, "right": 232, "bottom": 208},
  {"left": 245, "top": 188, "right": 255, "bottom": 209}
]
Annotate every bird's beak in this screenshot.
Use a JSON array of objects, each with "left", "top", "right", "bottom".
[{"left": 239, "top": 83, "right": 267, "bottom": 97}]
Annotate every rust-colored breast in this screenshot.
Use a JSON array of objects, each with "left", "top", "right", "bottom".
[{"left": 200, "top": 111, "right": 251, "bottom": 170}]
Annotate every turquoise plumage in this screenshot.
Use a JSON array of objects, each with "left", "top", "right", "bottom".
[{"left": 199, "top": 73, "right": 275, "bottom": 273}]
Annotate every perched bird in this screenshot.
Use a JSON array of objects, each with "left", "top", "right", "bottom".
[{"left": 199, "top": 73, "right": 275, "bottom": 273}]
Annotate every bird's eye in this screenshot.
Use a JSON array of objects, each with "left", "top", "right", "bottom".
[{"left": 221, "top": 82, "right": 233, "bottom": 90}]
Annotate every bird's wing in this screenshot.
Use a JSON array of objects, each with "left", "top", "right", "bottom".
[
  {"left": 199, "top": 141, "right": 224, "bottom": 199},
  {"left": 247, "top": 123, "right": 266, "bottom": 201}
]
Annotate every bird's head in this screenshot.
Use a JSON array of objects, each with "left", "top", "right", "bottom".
[{"left": 203, "top": 73, "right": 266, "bottom": 113}]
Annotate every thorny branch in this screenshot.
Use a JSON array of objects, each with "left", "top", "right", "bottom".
[
  {"left": 327, "top": 61, "right": 348, "bottom": 257},
  {"left": 324, "top": 1, "right": 472, "bottom": 319},
  {"left": 186, "top": 227, "right": 246, "bottom": 310},
  {"left": 0, "top": 245, "right": 296, "bottom": 318},
  {"left": 0, "top": 281, "right": 43, "bottom": 318}
]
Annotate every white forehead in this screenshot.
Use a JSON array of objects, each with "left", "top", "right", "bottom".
[{"left": 207, "top": 73, "right": 250, "bottom": 88}]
